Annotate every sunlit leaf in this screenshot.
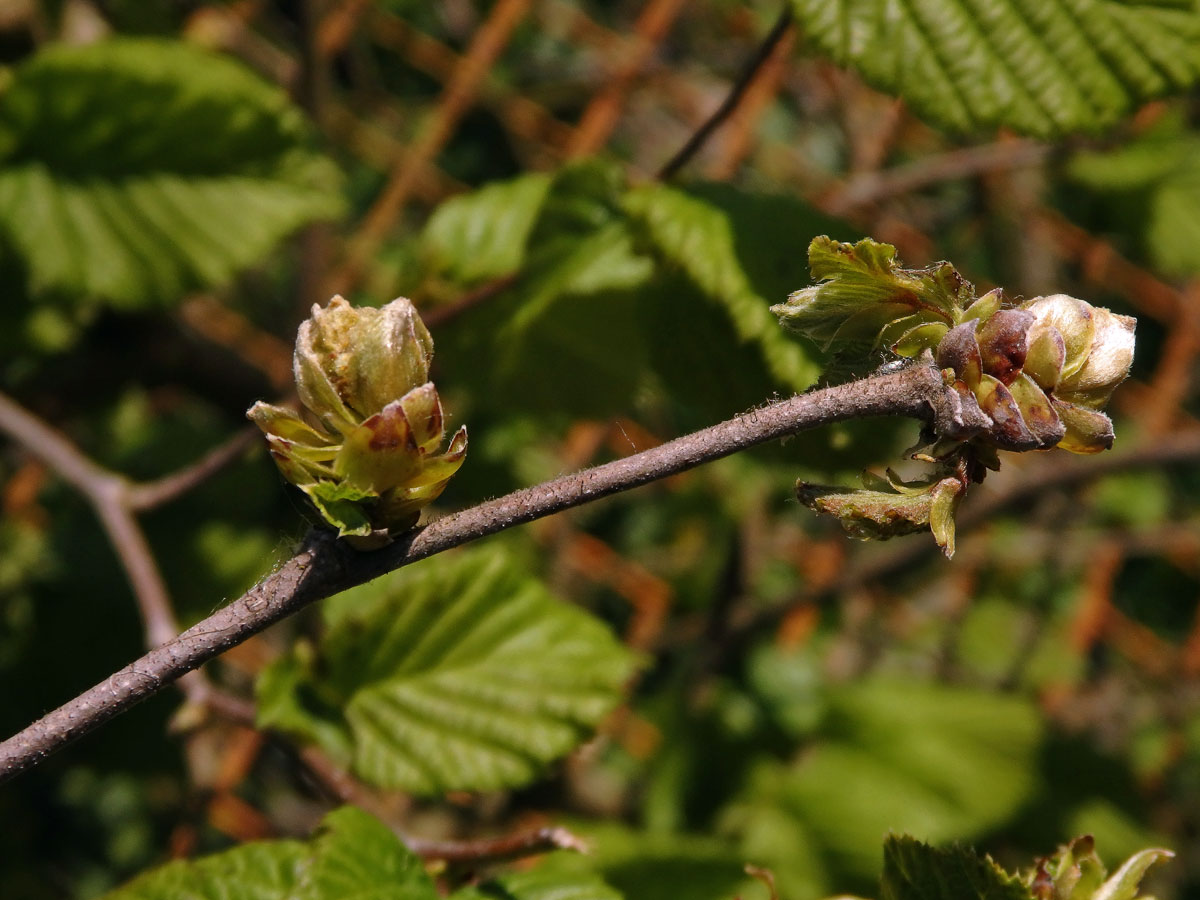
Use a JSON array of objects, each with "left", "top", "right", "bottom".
[
  {"left": 0, "top": 38, "right": 342, "bottom": 310},
  {"left": 420, "top": 172, "right": 552, "bottom": 288},
  {"left": 791, "top": 0, "right": 1200, "bottom": 137},
  {"left": 880, "top": 836, "right": 1032, "bottom": 900},
  {"left": 257, "top": 546, "right": 640, "bottom": 794},
  {"left": 724, "top": 679, "right": 1042, "bottom": 896},
  {"left": 100, "top": 806, "right": 437, "bottom": 899}
]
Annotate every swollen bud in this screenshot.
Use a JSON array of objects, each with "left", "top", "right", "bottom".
[{"left": 248, "top": 296, "right": 467, "bottom": 548}]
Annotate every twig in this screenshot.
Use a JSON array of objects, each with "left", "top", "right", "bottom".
[
  {"left": 821, "top": 139, "right": 1052, "bottom": 216},
  {"left": 0, "top": 391, "right": 179, "bottom": 648},
  {"left": 128, "top": 427, "right": 259, "bottom": 512},
  {"left": 705, "top": 16, "right": 796, "bottom": 180},
  {"left": 0, "top": 359, "right": 981, "bottom": 782},
  {"left": 656, "top": 6, "right": 794, "bottom": 180},
  {"left": 805, "top": 428, "right": 1200, "bottom": 611},
  {"left": 407, "top": 827, "right": 587, "bottom": 863},
  {"left": 298, "top": 743, "right": 582, "bottom": 862}
]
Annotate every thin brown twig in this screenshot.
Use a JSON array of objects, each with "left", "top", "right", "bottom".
[
  {"left": 422, "top": 273, "right": 520, "bottom": 329},
  {"left": 128, "top": 426, "right": 260, "bottom": 512},
  {"left": 656, "top": 6, "right": 794, "bottom": 181},
  {"left": 821, "top": 139, "right": 1053, "bottom": 216},
  {"left": 369, "top": 10, "right": 578, "bottom": 161},
  {"left": 0, "top": 391, "right": 179, "bottom": 648},
  {"left": 298, "top": 743, "right": 584, "bottom": 862},
  {"left": 0, "top": 358, "right": 985, "bottom": 782},
  {"left": 705, "top": 16, "right": 796, "bottom": 180},
  {"left": 408, "top": 827, "right": 588, "bottom": 863}
]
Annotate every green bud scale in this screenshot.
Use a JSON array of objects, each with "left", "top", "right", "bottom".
[{"left": 248, "top": 296, "right": 467, "bottom": 548}]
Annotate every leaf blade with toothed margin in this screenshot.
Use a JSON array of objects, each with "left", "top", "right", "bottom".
[
  {"left": 790, "top": 0, "right": 1200, "bottom": 138},
  {"left": 256, "top": 544, "right": 641, "bottom": 794}
]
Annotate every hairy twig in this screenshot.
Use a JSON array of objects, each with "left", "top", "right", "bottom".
[
  {"left": 656, "top": 6, "right": 794, "bottom": 180},
  {"left": 0, "top": 359, "right": 977, "bottom": 783}
]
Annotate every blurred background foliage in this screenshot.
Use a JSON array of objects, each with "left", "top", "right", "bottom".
[{"left": 1, "top": 1, "right": 1200, "bottom": 898}]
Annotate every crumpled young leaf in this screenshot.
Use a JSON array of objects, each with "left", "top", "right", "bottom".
[
  {"left": 797, "top": 469, "right": 965, "bottom": 558},
  {"left": 771, "top": 236, "right": 968, "bottom": 352},
  {"left": 776, "top": 236, "right": 1136, "bottom": 557}
]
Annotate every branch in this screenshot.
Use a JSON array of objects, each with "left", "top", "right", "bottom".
[
  {"left": 0, "top": 391, "right": 179, "bottom": 648},
  {"left": 656, "top": 5, "right": 794, "bottom": 180},
  {"left": 127, "top": 426, "right": 259, "bottom": 511},
  {"left": 0, "top": 358, "right": 973, "bottom": 783},
  {"left": 821, "top": 139, "right": 1052, "bottom": 216}
]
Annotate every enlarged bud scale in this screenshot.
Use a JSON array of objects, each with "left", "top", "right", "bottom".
[{"left": 248, "top": 296, "right": 467, "bottom": 547}]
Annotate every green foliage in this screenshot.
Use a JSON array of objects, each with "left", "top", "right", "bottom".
[
  {"left": 623, "top": 184, "right": 818, "bottom": 390},
  {"left": 1068, "top": 114, "right": 1200, "bottom": 277},
  {"left": 257, "top": 546, "right": 640, "bottom": 793},
  {"left": 880, "top": 836, "right": 1031, "bottom": 900},
  {"left": 428, "top": 162, "right": 825, "bottom": 421},
  {"left": 421, "top": 173, "right": 552, "bottom": 289},
  {"left": 877, "top": 835, "right": 1173, "bottom": 900},
  {"left": 5, "top": 6, "right": 1200, "bottom": 900},
  {"left": 569, "top": 824, "right": 763, "bottom": 900},
  {"left": 790, "top": 0, "right": 1200, "bottom": 137},
  {"left": 100, "top": 806, "right": 437, "bottom": 899},
  {"left": 772, "top": 236, "right": 966, "bottom": 351},
  {"left": 724, "top": 679, "right": 1042, "bottom": 897},
  {"left": 452, "top": 852, "right": 625, "bottom": 900},
  {"left": 0, "top": 38, "right": 342, "bottom": 314}
]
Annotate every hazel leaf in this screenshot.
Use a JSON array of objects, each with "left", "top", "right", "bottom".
[{"left": 772, "top": 237, "right": 968, "bottom": 349}]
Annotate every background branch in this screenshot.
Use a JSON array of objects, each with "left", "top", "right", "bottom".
[
  {"left": 0, "top": 359, "right": 962, "bottom": 783},
  {"left": 656, "top": 5, "right": 794, "bottom": 180}
]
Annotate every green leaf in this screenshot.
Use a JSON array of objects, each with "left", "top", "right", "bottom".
[
  {"left": 257, "top": 546, "right": 641, "bottom": 794},
  {"left": 790, "top": 0, "right": 1200, "bottom": 138},
  {"left": 1092, "top": 848, "right": 1175, "bottom": 900},
  {"left": 420, "top": 172, "right": 552, "bottom": 288},
  {"left": 0, "top": 38, "right": 343, "bottom": 310},
  {"left": 1068, "top": 115, "right": 1200, "bottom": 277},
  {"left": 453, "top": 852, "right": 625, "bottom": 900},
  {"left": 724, "top": 680, "right": 1042, "bottom": 895},
  {"left": 570, "top": 823, "right": 763, "bottom": 900},
  {"left": 772, "top": 237, "right": 969, "bottom": 351},
  {"left": 100, "top": 806, "right": 438, "bottom": 900},
  {"left": 623, "top": 183, "right": 819, "bottom": 392},
  {"left": 880, "top": 836, "right": 1032, "bottom": 900},
  {"left": 435, "top": 161, "right": 655, "bottom": 418},
  {"left": 299, "top": 806, "right": 439, "bottom": 899}
]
